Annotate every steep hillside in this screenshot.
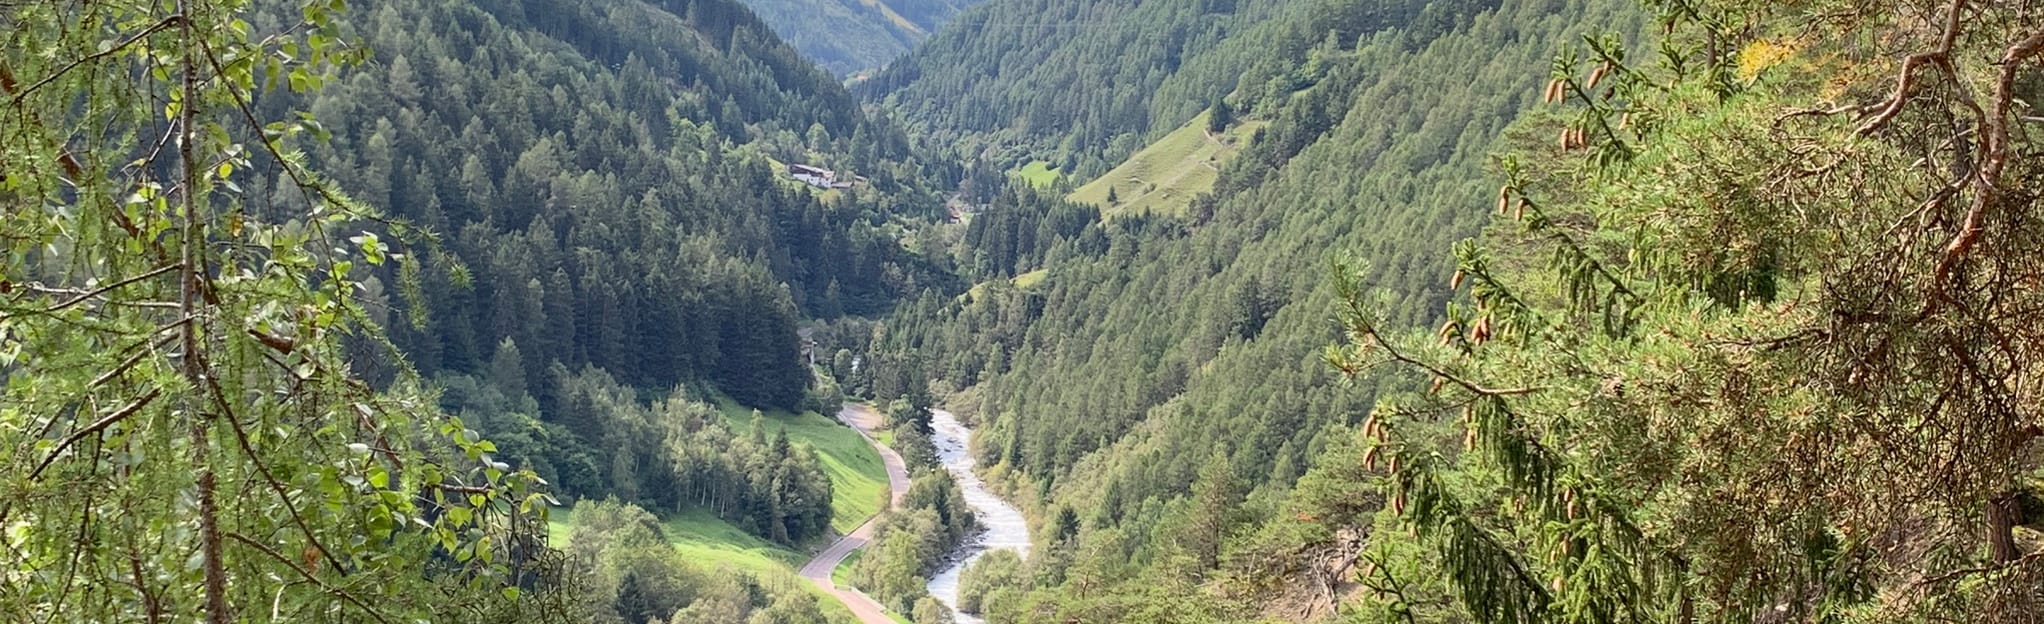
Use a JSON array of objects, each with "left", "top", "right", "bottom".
[
  {"left": 839, "top": 0, "right": 1648, "bottom": 618},
  {"left": 738, "top": 0, "right": 990, "bottom": 75},
  {"left": 859, "top": 0, "right": 1473, "bottom": 180},
  {"left": 1067, "top": 110, "right": 1265, "bottom": 217},
  {"left": 262, "top": 0, "right": 956, "bottom": 417},
  {"left": 251, "top": 0, "right": 958, "bottom": 612}
]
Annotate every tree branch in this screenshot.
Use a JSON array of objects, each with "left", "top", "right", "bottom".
[
  {"left": 27, "top": 388, "right": 162, "bottom": 480},
  {"left": 223, "top": 532, "right": 394, "bottom": 624},
  {"left": 4, "top": 16, "right": 184, "bottom": 106},
  {"left": 1930, "top": 29, "right": 2044, "bottom": 287},
  {"left": 1917, "top": 549, "right": 2044, "bottom": 587},
  {"left": 37, "top": 264, "right": 182, "bottom": 314},
  {"left": 1856, "top": 0, "right": 1968, "bottom": 136},
  {"left": 1359, "top": 324, "right": 1543, "bottom": 397},
  {"left": 203, "top": 366, "right": 350, "bottom": 577}
]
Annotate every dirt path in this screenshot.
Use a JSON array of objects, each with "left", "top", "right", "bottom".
[{"left": 800, "top": 403, "right": 910, "bottom": 623}]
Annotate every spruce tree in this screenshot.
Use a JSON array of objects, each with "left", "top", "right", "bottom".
[{"left": 1207, "top": 97, "right": 1233, "bottom": 133}]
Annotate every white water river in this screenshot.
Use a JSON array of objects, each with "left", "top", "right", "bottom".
[{"left": 925, "top": 409, "right": 1030, "bottom": 624}]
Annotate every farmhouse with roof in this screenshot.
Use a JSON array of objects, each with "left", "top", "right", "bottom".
[{"left": 787, "top": 163, "right": 854, "bottom": 190}]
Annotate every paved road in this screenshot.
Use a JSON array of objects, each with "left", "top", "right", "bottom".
[{"left": 799, "top": 403, "right": 910, "bottom": 623}]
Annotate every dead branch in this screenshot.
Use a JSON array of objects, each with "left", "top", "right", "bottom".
[
  {"left": 1931, "top": 29, "right": 2044, "bottom": 288},
  {"left": 1857, "top": 0, "right": 1969, "bottom": 137}
]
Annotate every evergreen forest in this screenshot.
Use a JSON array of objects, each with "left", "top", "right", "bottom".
[{"left": 8, "top": 0, "right": 2044, "bottom": 622}]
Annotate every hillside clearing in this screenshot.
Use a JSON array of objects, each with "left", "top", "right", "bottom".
[
  {"left": 1016, "top": 160, "right": 1061, "bottom": 188},
  {"left": 1069, "top": 110, "right": 1265, "bottom": 217}
]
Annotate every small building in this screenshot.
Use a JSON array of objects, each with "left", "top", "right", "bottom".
[{"left": 788, "top": 163, "right": 853, "bottom": 190}]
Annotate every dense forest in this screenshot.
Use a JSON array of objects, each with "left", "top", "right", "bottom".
[
  {"left": 12, "top": 0, "right": 2044, "bottom": 621},
  {"left": 843, "top": 0, "right": 2044, "bottom": 621},
  {"left": 271, "top": 0, "right": 953, "bottom": 410},
  {"left": 228, "top": 0, "right": 979, "bottom": 566},
  {"left": 838, "top": 0, "right": 1646, "bottom": 619},
  {"left": 858, "top": 0, "right": 1484, "bottom": 180},
  {"left": 4, "top": 0, "right": 941, "bottom": 619},
  {"left": 737, "top": 0, "right": 989, "bottom": 75}
]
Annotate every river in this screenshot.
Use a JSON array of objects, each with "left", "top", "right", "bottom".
[{"left": 925, "top": 409, "right": 1030, "bottom": 623}]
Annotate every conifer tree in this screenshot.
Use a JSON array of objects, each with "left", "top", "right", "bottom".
[
  {"left": 1327, "top": 1, "right": 2044, "bottom": 620},
  {"left": 1207, "top": 97, "right": 1233, "bottom": 134},
  {"left": 1, "top": 0, "right": 563, "bottom": 619}
]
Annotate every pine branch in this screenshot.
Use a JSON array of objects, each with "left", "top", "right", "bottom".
[
  {"left": 27, "top": 388, "right": 162, "bottom": 480},
  {"left": 224, "top": 532, "right": 395, "bottom": 624},
  {"left": 1931, "top": 28, "right": 2044, "bottom": 289},
  {"left": 1916, "top": 549, "right": 2044, "bottom": 587},
  {"left": 4, "top": 16, "right": 185, "bottom": 106},
  {"left": 1856, "top": 0, "right": 1968, "bottom": 136}
]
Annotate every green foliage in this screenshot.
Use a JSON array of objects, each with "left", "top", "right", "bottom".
[
  {"left": 446, "top": 372, "right": 839, "bottom": 545},
  {"left": 1322, "top": 1, "right": 2044, "bottom": 622},
  {"left": 1206, "top": 98, "right": 1233, "bottom": 134},
  {"left": 0, "top": 0, "right": 566, "bottom": 619},
  {"left": 958, "top": 184, "right": 1099, "bottom": 279},
  {"left": 954, "top": 550, "right": 1023, "bottom": 615},
  {"left": 912, "top": 595, "right": 955, "bottom": 624},
  {"left": 738, "top": 0, "right": 990, "bottom": 75},
  {"left": 562, "top": 499, "right": 836, "bottom": 623},
  {"left": 715, "top": 398, "right": 891, "bottom": 534},
  {"left": 848, "top": 473, "right": 976, "bottom": 613}
]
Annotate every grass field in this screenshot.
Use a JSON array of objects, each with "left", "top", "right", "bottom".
[
  {"left": 852, "top": 0, "right": 923, "bottom": 34},
  {"left": 1069, "top": 110, "right": 1265, "bottom": 217},
  {"left": 548, "top": 507, "right": 862, "bottom": 624},
  {"left": 1012, "top": 268, "right": 1048, "bottom": 290},
  {"left": 965, "top": 268, "right": 1050, "bottom": 303},
  {"left": 1015, "top": 160, "right": 1061, "bottom": 188},
  {"left": 712, "top": 396, "right": 889, "bottom": 535},
  {"left": 550, "top": 507, "right": 804, "bottom": 573},
  {"left": 538, "top": 396, "right": 892, "bottom": 624},
  {"left": 833, "top": 549, "right": 862, "bottom": 586}
]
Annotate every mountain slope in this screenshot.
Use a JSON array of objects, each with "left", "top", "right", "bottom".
[
  {"left": 244, "top": 0, "right": 954, "bottom": 617},
  {"left": 1066, "top": 110, "right": 1264, "bottom": 216},
  {"left": 738, "top": 0, "right": 990, "bottom": 75},
  {"left": 859, "top": 0, "right": 1460, "bottom": 179},
  {"left": 841, "top": 0, "right": 1647, "bottom": 618},
  {"left": 269, "top": 0, "right": 952, "bottom": 416}
]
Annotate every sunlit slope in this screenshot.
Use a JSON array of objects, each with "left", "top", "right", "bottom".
[{"left": 1069, "top": 110, "right": 1265, "bottom": 216}]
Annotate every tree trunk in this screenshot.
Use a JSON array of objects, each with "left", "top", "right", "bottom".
[{"left": 1987, "top": 491, "right": 2024, "bottom": 564}]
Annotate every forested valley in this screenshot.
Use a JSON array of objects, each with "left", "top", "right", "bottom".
[
  {"left": 9, "top": 0, "right": 2044, "bottom": 622},
  {"left": 733, "top": 0, "right": 990, "bottom": 76}
]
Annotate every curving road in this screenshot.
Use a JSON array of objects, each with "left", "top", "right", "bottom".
[{"left": 800, "top": 403, "right": 910, "bottom": 624}]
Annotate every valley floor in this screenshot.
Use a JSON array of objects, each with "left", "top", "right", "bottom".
[{"left": 800, "top": 403, "right": 912, "bottom": 624}]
